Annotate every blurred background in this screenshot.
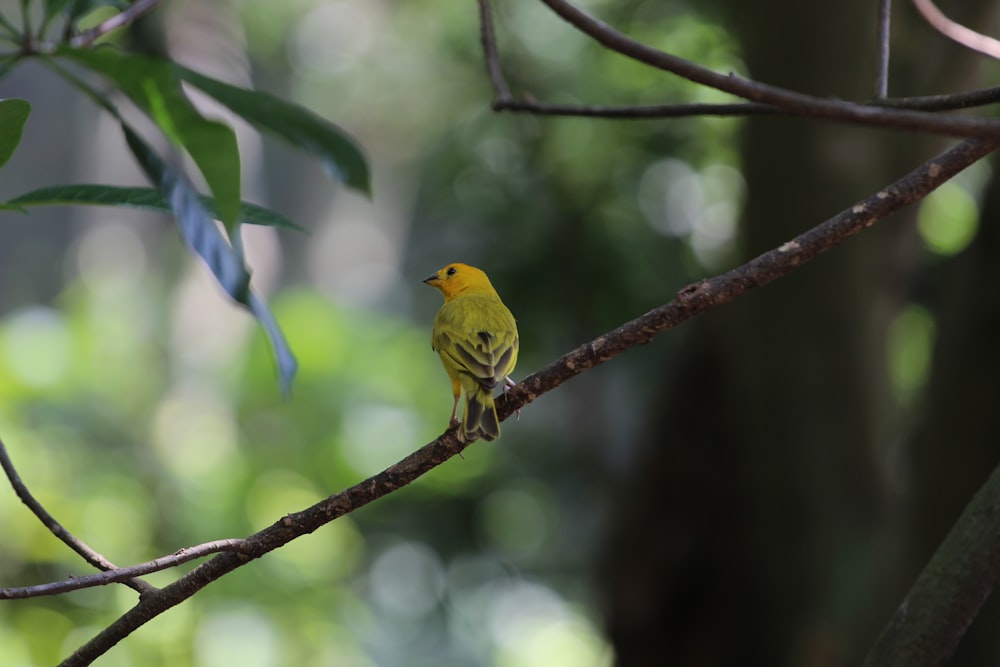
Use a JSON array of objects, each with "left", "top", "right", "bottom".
[{"left": 0, "top": 0, "right": 999, "bottom": 665}]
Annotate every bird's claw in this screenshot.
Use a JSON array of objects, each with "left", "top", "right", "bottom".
[{"left": 503, "top": 376, "right": 520, "bottom": 421}]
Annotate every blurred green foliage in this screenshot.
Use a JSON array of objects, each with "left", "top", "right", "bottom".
[{"left": 0, "top": 0, "right": 963, "bottom": 665}]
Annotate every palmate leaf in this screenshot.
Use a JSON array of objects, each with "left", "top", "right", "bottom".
[
  {"left": 57, "top": 45, "right": 242, "bottom": 230},
  {"left": 2, "top": 184, "right": 305, "bottom": 231},
  {"left": 0, "top": 99, "right": 31, "bottom": 169}
]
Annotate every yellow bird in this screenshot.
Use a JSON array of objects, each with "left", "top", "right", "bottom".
[{"left": 423, "top": 263, "right": 519, "bottom": 442}]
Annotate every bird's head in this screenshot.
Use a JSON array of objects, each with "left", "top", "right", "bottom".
[{"left": 423, "top": 263, "right": 496, "bottom": 302}]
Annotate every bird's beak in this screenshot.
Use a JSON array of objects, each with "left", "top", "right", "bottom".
[{"left": 423, "top": 273, "right": 440, "bottom": 286}]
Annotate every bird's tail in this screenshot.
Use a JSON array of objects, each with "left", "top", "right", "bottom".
[{"left": 461, "top": 384, "right": 500, "bottom": 442}]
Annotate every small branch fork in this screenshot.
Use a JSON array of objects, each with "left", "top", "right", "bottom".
[{"left": 478, "top": 0, "right": 1000, "bottom": 130}]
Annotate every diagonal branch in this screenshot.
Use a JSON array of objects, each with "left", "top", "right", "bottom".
[
  {"left": 497, "top": 137, "right": 1000, "bottom": 417},
  {"left": 863, "top": 461, "right": 1000, "bottom": 666},
  {"left": 0, "top": 437, "right": 154, "bottom": 595},
  {"left": 58, "top": 135, "right": 1000, "bottom": 666},
  {"left": 912, "top": 0, "right": 1000, "bottom": 60}
]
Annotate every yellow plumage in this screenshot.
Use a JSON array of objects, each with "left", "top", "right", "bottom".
[{"left": 423, "top": 263, "right": 519, "bottom": 442}]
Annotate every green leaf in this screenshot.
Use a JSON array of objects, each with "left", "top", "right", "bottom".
[
  {"left": 177, "top": 66, "right": 371, "bottom": 195},
  {"left": 57, "top": 46, "right": 242, "bottom": 230},
  {"left": 0, "top": 99, "right": 31, "bottom": 170},
  {"left": 0, "top": 59, "right": 18, "bottom": 82},
  {"left": 44, "top": 0, "right": 73, "bottom": 19},
  {"left": 121, "top": 121, "right": 296, "bottom": 391},
  {"left": 3, "top": 184, "right": 305, "bottom": 231},
  {"left": 248, "top": 292, "right": 298, "bottom": 397},
  {"left": 121, "top": 121, "right": 249, "bottom": 299},
  {"left": 60, "top": 0, "right": 130, "bottom": 24}
]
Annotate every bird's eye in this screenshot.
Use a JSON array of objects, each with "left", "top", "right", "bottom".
[{"left": 446, "top": 266, "right": 457, "bottom": 276}]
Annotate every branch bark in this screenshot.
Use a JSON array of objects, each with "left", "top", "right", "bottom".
[{"left": 863, "top": 463, "right": 1000, "bottom": 666}]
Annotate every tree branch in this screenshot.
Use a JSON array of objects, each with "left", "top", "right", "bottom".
[
  {"left": 863, "top": 462, "right": 1000, "bottom": 666},
  {"left": 0, "top": 539, "right": 246, "bottom": 600},
  {"left": 55, "top": 135, "right": 1000, "bottom": 666},
  {"left": 477, "top": 0, "right": 512, "bottom": 101},
  {"left": 477, "top": 0, "right": 1000, "bottom": 120},
  {"left": 497, "top": 0, "right": 1000, "bottom": 137},
  {"left": 489, "top": 85, "right": 1000, "bottom": 120},
  {"left": 912, "top": 0, "right": 1000, "bottom": 61},
  {"left": 876, "top": 87, "right": 1000, "bottom": 112},
  {"left": 496, "top": 137, "right": 999, "bottom": 416},
  {"left": 493, "top": 98, "right": 779, "bottom": 119},
  {"left": 0, "top": 437, "right": 154, "bottom": 595}
]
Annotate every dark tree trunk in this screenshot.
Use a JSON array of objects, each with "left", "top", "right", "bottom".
[{"left": 600, "top": 1, "right": 1000, "bottom": 664}]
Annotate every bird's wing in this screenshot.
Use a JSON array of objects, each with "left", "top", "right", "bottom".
[{"left": 433, "top": 299, "right": 517, "bottom": 390}]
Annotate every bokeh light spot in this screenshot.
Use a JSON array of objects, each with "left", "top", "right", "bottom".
[
  {"left": 888, "top": 304, "right": 936, "bottom": 408},
  {"left": 195, "top": 608, "right": 280, "bottom": 667},
  {"left": 1, "top": 307, "right": 72, "bottom": 389},
  {"left": 917, "top": 182, "right": 979, "bottom": 256},
  {"left": 478, "top": 485, "right": 553, "bottom": 557},
  {"left": 152, "top": 389, "right": 240, "bottom": 478},
  {"left": 369, "top": 541, "right": 446, "bottom": 617}
]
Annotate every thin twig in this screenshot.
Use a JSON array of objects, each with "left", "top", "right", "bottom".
[
  {"left": 912, "top": 0, "right": 1000, "bottom": 60},
  {"left": 876, "top": 86, "right": 1000, "bottom": 111},
  {"left": 0, "top": 539, "right": 246, "bottom": 600},
  {"left": 492, "top": 89, "right": 1000, "bottom": 119},
  {"left": 493, "top": 98, "right": 779, "bottom": 118},
  {"left": 531, "top": 0, "right": 1000, "bottom": 138},
  {"left": 478, "top": 0, "right": 512, "bottom": 100},
  {"left": 0, "top": 437, "right": 154, "bottom": 595},
  {"left": 876, "top": 0, "right": 892, "bottom": 97},
  {"left": 69, "top": 0, "right": 163, "bottom": 49},
  {"left": 59, "top": 136, "right": 1000, "bottom": 667}
]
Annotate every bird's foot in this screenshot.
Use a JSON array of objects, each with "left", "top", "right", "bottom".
[{"left": 503, "top": 377, "right": 520, "bottom": 421}]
